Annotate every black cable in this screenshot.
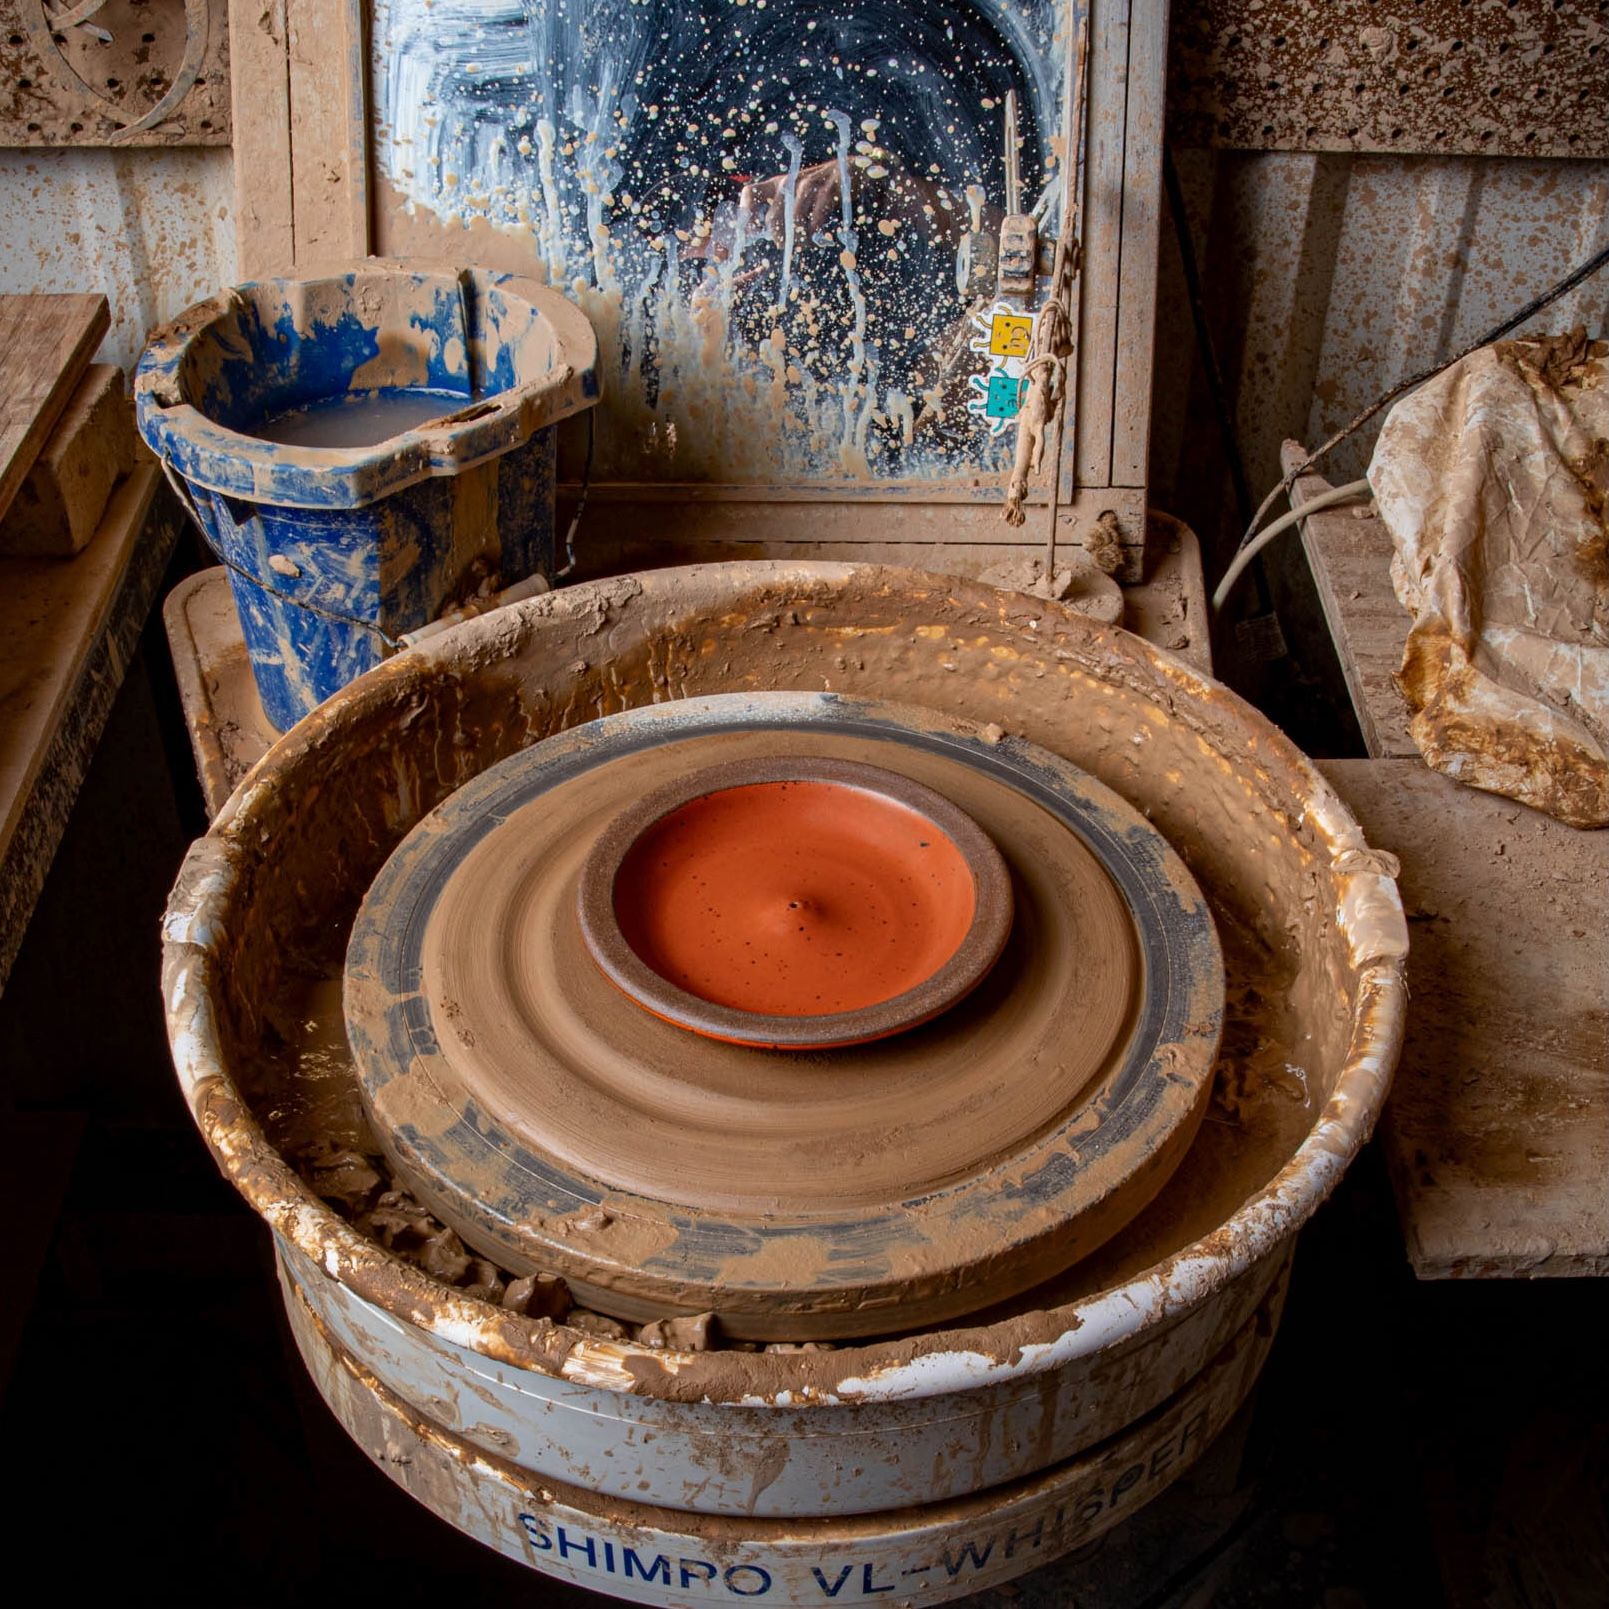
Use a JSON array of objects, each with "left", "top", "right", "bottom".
[
  {"left": 233, "top": 558, "right": 404, "bottom": 645},
  {"left": 168, "top": 503, "right": 407, "bottom": 649},
  {"left": 557, "top": 408, "right": 596, "bottom": 580}
]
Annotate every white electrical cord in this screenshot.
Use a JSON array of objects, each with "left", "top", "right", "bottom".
[
  {"left": 1210, "top": 479, "right": 1371, "bottom": 613},
  {"left": 397, "top": 571, "right": 552, "bottom": 649}
]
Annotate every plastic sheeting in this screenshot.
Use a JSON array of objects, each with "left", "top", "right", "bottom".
[{"left": 1369, "top": 330, "right": 1608, "bottom": 828}]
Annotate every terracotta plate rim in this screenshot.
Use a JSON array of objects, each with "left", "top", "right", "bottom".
[{"left": 575, "top": 756, "right": 1015, "bottom": 1049}]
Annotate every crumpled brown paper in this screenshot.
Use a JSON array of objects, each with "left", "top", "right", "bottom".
[{"left": 1369, "top": 329, "right": 1608, "bottom": 828}]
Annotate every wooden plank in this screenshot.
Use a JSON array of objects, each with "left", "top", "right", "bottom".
[
  {"left": 0, "top": 294, "right": 109, "bottom": 526},
  {"left": 234, "top": 0, "right": 370, "bottom": 275},
  {"left": 1319, "top": 758, "right": 1609, "bottom": 1281},
  {"left": 0, "top": 466, "right": 180, "bottom": 991},
  {"left": 286, "top": 0, "right": 371, "bottom": 263},
  {"left": 0, "top": 365, "right": 137, "bottom": 557},
  {"left": 0, "top": 465, "right": 160, "bottom": 851},
  {"left": 563, "top": 479, "right": 1085, "bottom": 508},
  {"left": 1052, "top": 13, "right": 1090, "bottom": 515},
  {"left": 1284, "top": 441, "right": 1417, "bottom": 759},
  {"left": 568, "top": 485, "right": 1150, "bottom": 554},
  {"left": 1073, "top": 0, "right": 1130, "bottom": 491},
  {"left": 230, "top": 0, "right": 295, "bottom": 274},
  {"left": 576, "top": 534, "right": 1138, "bottom": 589},
  {"left": 1108, "top": 0, "right": 1167, "bottom": 486}
]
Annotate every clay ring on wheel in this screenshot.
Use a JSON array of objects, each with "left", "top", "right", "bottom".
[
  {"left": 576, "top": 757, "right": 1015, "bottom": 1050},
  {"left": 343, "top": 692, "right": 1226, "bottom": 1340}
]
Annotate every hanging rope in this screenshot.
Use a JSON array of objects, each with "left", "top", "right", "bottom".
[
  {"left": 1002, "top": 19, "right": 1086, "bottom": 531},
  {"left": 157, "top": 460, "right": 409, "bottom": 648},
  {"left": 1002, "top": 301, "right": 1073, "bottom": 527}
]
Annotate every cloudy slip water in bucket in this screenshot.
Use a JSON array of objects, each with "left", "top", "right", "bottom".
[{"left": 248, "top": 387, "right": 482, "bottom": 450}]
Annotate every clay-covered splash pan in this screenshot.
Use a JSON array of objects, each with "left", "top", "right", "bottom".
[{"left": 162, "top": 564, "right": 1407, "bottom": 1589}]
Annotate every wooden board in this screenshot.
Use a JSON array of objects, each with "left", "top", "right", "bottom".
[
  {"left": 1319, "top": 759, "right": 1609, "bottom": 1281},
  {"left": 1072, "top": 0, "right": 1130, "bottom": 493},
  {"left": 1109, "top": 0, "right": 1167, "bottom": 487},
  {"left": 229, "top": 0, "right": 295, "bottom": 272},
  {"left": 230, "top": 0, "right": 367, "bottom": 274},
  {"left": 285, "top": 0, "right": 369, "bottom": 264},
  {"left": 1285, "top": 440, "right": 1417, "bottom": 759},
  {"left": 0, "top": 365, "right": 138, "bottom": 557},
  {"left": 0, "top": 294, "right": 110, "bottom": 527},
  {"left": 0, "top": 465, "right": 180, "bottom": 992},
  {"left": 1070, "top": 0, "right": 1169, "bottom": 570}
]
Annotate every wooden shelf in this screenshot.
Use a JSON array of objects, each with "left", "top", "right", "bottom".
[
  {"left": 0, "top": 465, "right": 182, "bottom": 991},
  {"left": 1319, "top": 760, "right": 1607, "bottom": 1280}
]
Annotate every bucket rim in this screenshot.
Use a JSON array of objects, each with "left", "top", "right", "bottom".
[
  {"left": 133, "top": 259, "right": 600, "bottom": 510},
  {"left": 160, "top": 561, "right": 1408, "bottom": 1408}
]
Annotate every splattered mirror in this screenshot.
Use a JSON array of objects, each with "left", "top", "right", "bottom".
[{"left": 372, "top": 0, "right": 1080, "bottom": 487}]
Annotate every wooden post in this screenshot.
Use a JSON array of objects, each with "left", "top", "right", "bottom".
[
  {"left": 1067, "top": 0, "right": 1169, "bottom": 579},
  {"left": 231, "top": 0, "right": 370, "bottom": 274}
]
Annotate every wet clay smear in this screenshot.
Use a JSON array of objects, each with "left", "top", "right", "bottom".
[
  {"left": 245, "top": 891, "right": 1315, "bottom": 1350},
  {"left": 249, "top": 976, "right": 820, "bottom": 1351},
  {"left": 164, "top": 563, "right": 1403, "bottom": 1380}
]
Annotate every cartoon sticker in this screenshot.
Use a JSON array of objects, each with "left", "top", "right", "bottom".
[
  {"left": 987, "top": 312, "right": 1034, "bottom": 359},
  {"left": 967, "top": 303, "right": 1036, "bottom": 434},
  {"left": 968, "top": 371, "right": 1030, "bottom": 422}
]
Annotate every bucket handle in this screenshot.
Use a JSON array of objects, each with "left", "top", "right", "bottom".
[{"left": 157, "top": 459, "right": 407, "bottom": 651}]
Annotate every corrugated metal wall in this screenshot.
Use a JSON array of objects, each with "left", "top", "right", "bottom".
[{"left": 1150, "top": 147, "right": 1609, "bottom": 580}]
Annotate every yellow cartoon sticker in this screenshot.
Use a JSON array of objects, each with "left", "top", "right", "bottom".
[{"left": 988, "top": 313, "right": 1034, "bottom": 359}]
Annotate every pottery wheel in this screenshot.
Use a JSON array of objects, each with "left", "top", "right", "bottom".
[{"left": 344, "top": 693, "right": 1224, "bottom": 1340}]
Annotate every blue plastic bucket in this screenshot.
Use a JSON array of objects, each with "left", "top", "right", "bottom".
[{"left": 135, "top": 260, "right": 599, "bottom": 731}]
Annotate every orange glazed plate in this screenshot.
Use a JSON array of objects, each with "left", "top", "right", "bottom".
[{"left": 577, "top": 757, "right": 1014, "bottom": 1049}]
